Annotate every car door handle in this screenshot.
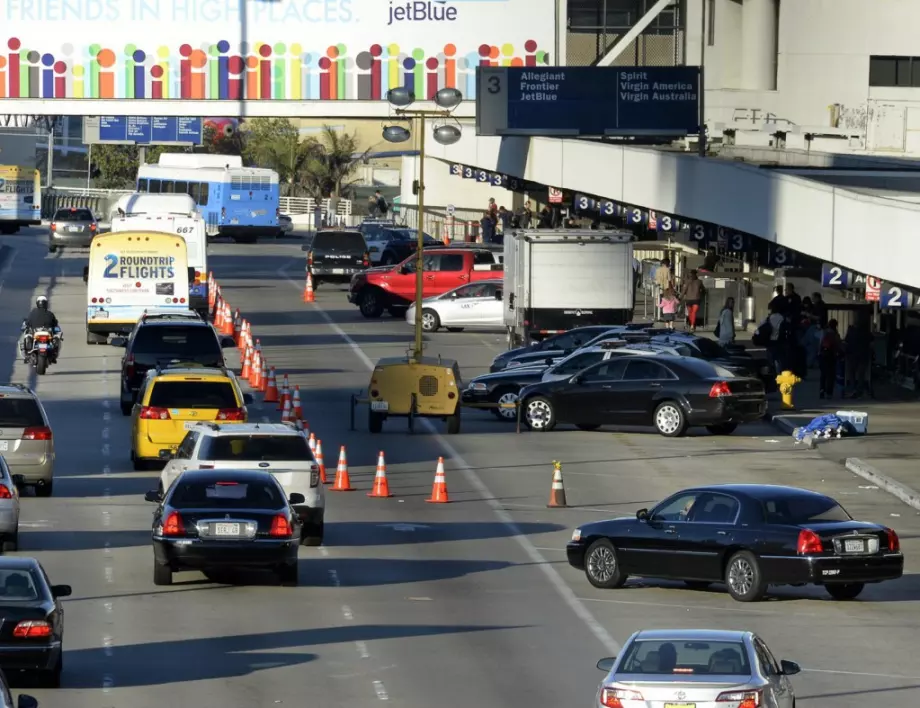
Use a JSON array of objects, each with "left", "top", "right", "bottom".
[
  {"left": 664, "top": 527, "right": 677, "bottom": 534},
  {"left": 458, "top": 275, "right": 469, "bottom": 280},
  {"left": 649, "top": 382, "right": 662, "bottom": 388},
  {"left": 717, "top": 531, "right": 728, "bottom": 536},
  {"left": 425, "top": 274, "right": 435, "bottom": 280}
]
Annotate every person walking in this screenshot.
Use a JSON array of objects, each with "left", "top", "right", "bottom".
[
  {"left": 655, "top": 258, "right": 673, "bottom": 293},
  {"left": 660, "top": 287, "right": 680, "bottom": 330},
  {"left": 818, "top": 319, "right": 842, "bottom": 398},
  {"left": 716, "top": 297, "right": 736, "bottom": 347},
  {"left": 679, "top": 269, "right": 705, "bottom": 333},
  {"left": 479, "top": 210, "right": 496, "bottom": 244},
  {"left": 843, "top": 313, "right": 873, "bottom": 398}
]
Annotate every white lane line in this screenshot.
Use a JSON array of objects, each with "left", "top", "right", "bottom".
[
  {"left": 328, "top": 569, "right": 341, "bottom": 587},
  {"left": 102, "top": 674, "right": 114, "bottom": 691},
  {"left": 102, "top": 399, "right": 110, "bottom": 408},
  {"left": 101, "top": 444, "right": 110, "bottom": 457},
  {"left": 306, "top": 299, "right": 622, "bottom": 656},
  {"left": 101, "top": 510, "right": 111, "bottom": 527},
  {"left": 803, "top": 667, "right": 920, "bottom": 680},
  {"left": 319, "top": 546, "right": 329, "bottom": 557},
  {"left": 341, "top": 605, "right": 354, "bottom": 620},
  {"left": 533, "top": 547, "right": 566, "bottom": 552},
  {"left": 103, "top": 465, "right": 111, "bottom": 476},
  {"left": 103, "top": 635, "right": 114, "bottom": 657},
  {"left": 103, "top": 487, "right": 111, "bottom": 499},
  {"left": 355, "top": 640, "right": 370, "bottom": 659},
  {"left": 373, "top": 680, "right": 389, "bottom": 700},
  {"left": 103, "top": 411, "right": 111, "bottom": 422},
  {"left": 104, "top": 566, "right": 114, "bottom": 583},
  {"left": 101, "top": 428, "right": 109, "bottom": 440}
]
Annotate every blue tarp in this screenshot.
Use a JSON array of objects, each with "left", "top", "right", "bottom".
[{"left": 794, "top": 414, "right": 846, "bottom": 442}]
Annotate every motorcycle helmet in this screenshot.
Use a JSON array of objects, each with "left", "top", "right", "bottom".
[{"left": 36, "top": 296, "right": 49, "bottom": 310}]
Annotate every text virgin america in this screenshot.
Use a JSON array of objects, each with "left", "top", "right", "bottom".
[{"left": 388, "top": 0, "right": 458, "bottom": 24}]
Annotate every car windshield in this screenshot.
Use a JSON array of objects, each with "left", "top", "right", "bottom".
[
  {"left": 619, "top": 640, "right": 752, "bottom": 676},
  {"left": 169, "top": 479, "right": 285, "bottom": 509},
  {"left": 133, "top": 326, "right": 222, "bottom": 365},
  {"left": 312, "top": 231, "right": 366, "bottom": 251},
  {"left": 0, "top": 570, "right": 40, "bottom": 600},
  {"left": 148, "top": 381, "right": 238, "bottom": 409},
  {"left": 0, "top": 398, "right": 44, "bottom": 428},
  {"left": 199, "top": 435, "right": 314, "bottom": 461},
  {"left": 691, "top": 337, "right": 730, "bottom": 359},
  {"left": 762, "top": 495, "right": 852, "bottom": 524},
  {"left": 54, "top": 208, "right": 93, "bottom": 220}
]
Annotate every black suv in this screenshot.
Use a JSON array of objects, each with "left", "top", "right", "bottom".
[
  {"left": 111, "top": 318, "right": 235, "bottom": 415},
  {"left": 303, "top": 229, "right": 369, "bottom": 286}
]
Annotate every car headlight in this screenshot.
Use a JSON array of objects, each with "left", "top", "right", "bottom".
[
  {"left": 571, "top": 529, "right": 582, "bottom": 542},
  {"left": 468, "top": 381, "right": 487, "bottom": 391}
]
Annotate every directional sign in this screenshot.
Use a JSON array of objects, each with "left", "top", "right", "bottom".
[
  {"left": 821, "top": 263, "right": 852, "bottom": 288},
  {"left": 625, "top": 206, "right": 645, "bottom": 226},
  {"left": 490, "top": 173, "right": 506, "bottom": 187},
  {"left": 461, "top": 165, "right": 475, "bottom": 179},
  {"left": 719, "top": 228, "right": 748, "bottom": 252},
  {"left": 688, "top": 223, "right": 711, "bottom": 246},
  {"left": 86, "top": 116, "right": 202, "bottom": 145},
  {"left": 476, "top": 66, "right": 701, "bottom": 137},
  {"left": 574, "top": 194, "right": 597, "bottom": 212},
  {"left": 507, "top": 176, "right": 523, "bottom": 191},
  {"left": 599, "top": 199, "right": 618, "bottom": 218},
  {"left": 475, "top": 169, "right": 489, "bottom": 183},
  {"left": 865, "top": 276, "right": 881, "bottom": 302},
  {"left": 879, "top": 282, "right": 911, "bottom": 308},
  {"left": 449, "top": 163, "right": 462, "bottom": 176},
  {"left": 765, "top": 244, "right": 796, "bottom": 268},
  {"left": 656, "top": 213, "right": 677, "bottom": 232}
]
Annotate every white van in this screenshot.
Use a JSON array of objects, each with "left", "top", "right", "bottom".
[
  {"left": 111, "top": 209, "right": 208, "bottom": 317},
  {"left": 108, "top": 193, "right": 199, "bottom": 223}
]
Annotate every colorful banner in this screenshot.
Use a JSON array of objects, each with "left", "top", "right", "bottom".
[{"left": 0, "top": 0, "right": 554, "bottom": 102}]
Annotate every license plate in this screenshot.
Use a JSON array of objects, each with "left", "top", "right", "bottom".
[
  {"left": 0, "top": 441, "right": 7, "bottom": 452},
  {"left": 184, "top": 421, "right": 202, "bottom": 429},
  {"left": 844, "top": 539, "right": 865, "bottom": 552},
  {"left": 214, "top": 523, "right": 240, "bottom": 536},
  {"left": 332, "top": 268, "right": 344, "bottom": 274},
  {"left": 371, "top": 400, "right": 388, "bottom": 412},
  {"left": 92, "top": 311, "right": 109, "bottom": 319},
  {"left": 67, "top": 226, "right": 81, "bottom": 232},
  {"left": 664, "top": 704, "right": 695, "bottom": 708},
  {"left": 37, "top": 343, "right": 48, "bottom": 350}
]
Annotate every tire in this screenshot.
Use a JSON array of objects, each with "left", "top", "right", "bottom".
[
  {"left": 34, "top": 482, "right": 53, "bottom": 498},
  {"left": 446, "top": 407, "right": 461, "bottom": 434},
  {"left": 48, "top": 246, "right": 57, "bottom": 254},
  {"left": 421, "top": 309, "right": 440, "bottom": 332},
  {"left": 2, "top": 533, "right": 17, "bottom": 553},
  {"left": 825, "top": 582, "right": 865, "bottom": 601},
  {"left": 584, "top": 539, "right": 628, "bottom": 589},
  {"left": 358, "top": 289, "right": 385, "bottom": 318},
  {"left": 490, "top": 388, "right": 519, "bottom": 421},
  {"left": 575, "top": 423, "right": 601, "bottom": 431},
  {"left": 132, "top": 453, "right": 147, "bottom": 471},
  {"left": 86, "top": 331, "right": 105, "bottom": 345},
  {"left": 388, "top": 306, "right": 408, "bottom": 318},
  {"left": 301, "top": 521, "right": 324, "bottom": 547},
  {"left": 446, "top": 327, "right": 464, "bottom": 332},
  {"left": 725, "top": 550, "right": 767, "bottom": 602},
  {"left": 368, "top": 410, "right": 384, "bottom": 433},
  {"left": 35, "top": 353, "right": 48, "bottom": 375},
  {"left": 523, "top": 396, "right": 556, "bottom": 432},
  {"left": 706, "top": 423, "right": 738, "bottom": 435},
  {"left": 684, "top": 580, "right": 711, "bottom": 590},
  {"left": 42, "top": 653, "right": 62, "bottom": 688},
  {"left": 279, "top": 563, "right": 299, "bottom": 587},
  {"left": 153, "top": 563, "right": 173, "bottom": 586},
  {"left": 120, "top": 401, "right": 132, "bottom": 416},
  {"left": 654, "top": 400, "right": 687, "bottom": 437}
]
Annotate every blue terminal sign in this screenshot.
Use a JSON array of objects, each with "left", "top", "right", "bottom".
[
  {"left": 98, "top": 116, "right": 203, "bottom": 145},
  {"left": 475, "top": 66, "right": 701, "bottom": 137}
]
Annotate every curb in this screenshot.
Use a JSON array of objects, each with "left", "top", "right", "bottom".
[
  {"left": 845, "top": 458, "right": 920, "bottom": 512},
  {"left": 768, "top": 411, "right": 796, "bottom": 435}
]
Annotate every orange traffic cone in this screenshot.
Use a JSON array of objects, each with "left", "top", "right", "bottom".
[
  {"left": 222, "top": 303, "right": 234, "bottom": 335},
  {"left": 308, "top": 432, "right": 316, "bottom": 453},
  {"left": 214, "top": 297, "right": 224, "bottom": 328},
  {"left": 426, "top": 457, "right": 450, "bottom": 503},
  {"left": 233, "top": 311, "right": 243, "bottom": 345},
  {"left": 367, "top": 451, "right": 392, "bottom": 498},
  {"left": 303, "top": 272, "right": 315, "bottom": 303},
  {"left": 547, "top": 461, "right": 568, "bottom": 508},
  {"left": 315, "top": 439, "right": 328, "bottom": 484},
  {"left": 247, "top": 350, "right": 260, "bottom": 387},
  {"left": 239, "top": 322, "right": 250, "bottom": 364},
  {"left": 277, "top": 373, "right": 290, "bottom": 411},
  {"left": 281, "top": 397, "right": 293, "bottom": 422},
  {"left": 263, "top": 367, "right": 279, "bottom": 404},
  {"left": 292, "top": 386, "right": 303, "bottom": 420},
  {"left": 258, "top": 359, "right": 269, "bottom": 392},
  {"left": 329, "top": 445, "right": 355, "bottom": 491},
  {"left": 240, "top": 347, "right": 252, "bottom": 380}
]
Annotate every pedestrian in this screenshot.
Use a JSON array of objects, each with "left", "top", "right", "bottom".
[
  {"left": 701, "top": 248, "right": 720, "bottom": 273},
  {"left": 374, "top": 190, "right": 389, "bottom": 216},
  {"left": 367, "top": 194, "right": 378, "bottom": 217},
  {"left": 497, "top": 206, "right": 512, "bottom": 234},
  {"left": 479, "top": 210, "right": 496, "bottom": 244},
  {"left": 811, "top": 292, "right": 829, "bottom": 328},
  {"left": 655, "top": 257, "right": 673, "bottom": 293},
  {"left": 487, "top": 197, "right": 498, "bottom": 221},
  {"left": 660, "top": 287, "right": 680, "bottom": 330},
  {"left": 768, "top": 285, "right": 787, "bottom": 315},
  {"left": 516, "top": 201, "right": 533, "bottom": 228},
  {"left": 716, "top": 297, "right": 736, "bottom": 347},
  {"left": 679, "top": 269, "right": 705, "bottom": 333},
  {"left": 843, "top": 312, "right": 873, "bottom": 398},
  {"left": 784, "top": 283, "right": 802, "bottom": 325},
  {"left": 818, "top": 319, "right": 841, "bottom": 398},
  {"left": 537, "top": 205, "right": 553, "bottom": 228},
  {"left": 760, "top": 303, "right": 789, "bottom": 374}
]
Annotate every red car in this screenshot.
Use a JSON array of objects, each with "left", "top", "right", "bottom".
[{"left": 348, "top": 245, "right": 503, "bottom": 318}]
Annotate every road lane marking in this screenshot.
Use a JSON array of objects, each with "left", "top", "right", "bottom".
[
  {"left": 328, "top": 569, "right": 341, "bottom": 587},
  {"left": 103, "top": 465, "right": 111, "bottom": 476},
  {"left": 355, "top": 641, "right": 370, "bottom": 658},
  {"left": 319, "top": 546, "right": 329, "bottom": 556},
  {"left": 373, "top": 680, "right": 389, "bottom": 700},
  {"left": 341, "top": 605, "right": 354, "bottom": 620},
  {"left": 102, "top": 674, "right": 114, "bottom": 691},
  {"left": 305, "top": 298, "right": 622, "bottom": 656}
]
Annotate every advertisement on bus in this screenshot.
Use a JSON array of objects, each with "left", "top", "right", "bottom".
[{"left": 0, "top": 165, "right": 41, "bottom": 231}]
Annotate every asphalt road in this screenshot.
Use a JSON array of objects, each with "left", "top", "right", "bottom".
[{"left": 1, "top": 228, "right": 919, "bottom": 707}]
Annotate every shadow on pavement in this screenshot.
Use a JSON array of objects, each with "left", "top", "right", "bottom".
[
  {"left": 326, "top": 521, "right": 565, "bottom": 546},
  {"left": 255, "top": 332, "right": 413, "bottom": 347},
  {"left": 21, "top": 529, "right": 149, "bottom": 551},
  {"left": 50, "top": 475, "right": 156, "bottom": 498}
]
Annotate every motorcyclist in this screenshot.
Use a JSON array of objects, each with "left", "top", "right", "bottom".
[{"left": 21, "top": 296, "right": 62, "bottom": 363}]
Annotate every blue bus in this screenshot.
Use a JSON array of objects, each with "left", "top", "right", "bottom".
[{"left": 135, "top": 154, "right": 279, "bottom": 243}]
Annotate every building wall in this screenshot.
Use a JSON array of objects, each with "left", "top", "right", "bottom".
[{"left": 399, "top": 157, "right": 518, "bottom": 213}]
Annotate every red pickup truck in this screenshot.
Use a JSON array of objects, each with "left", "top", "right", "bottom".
[{"left": 348, "top": 246, "right": 504, "bottom": 318}]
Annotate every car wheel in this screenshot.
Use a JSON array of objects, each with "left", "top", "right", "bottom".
[
  {"left": 523, "top": 396, "right": 556, "bottom": 432},
  {"left": 706, "top": 423, "right": 738, "bottom": 435},
  {"left": 654, "top": 400, "right": 687, "bottom": 437},
  {"left": 491, "top": 389, "right": 519, "bottom": 421},
  {"left": 575, "top": 423, "right": 601, "bottom": 431},
  {"left": 684, "top": 580, "right": 711, "bottom": 590},
  {"left": 725, "top": 550, "right": 767, "bottom": 602},
  {"left": 43, "top": 653, "right": 62, "bottom": 688},
  {"left": 132, "top": 455, "right": 146, "bottom": 471},
  {"left": 446, "top": 327, "right": 464, "bottom": 332},
  {"left": 2, "top": 533, "right": 18, "bottom": 553},
  {"left": 825, "top": 582, "right": 865, "bottom": 601},
  {"left": 34, "top": 482, "right": 53, "bottom": 498},
  {"left": 153, "top": 563, "right": 173, "bottom": 586},
  {"left": 421, "top": 309, "right": 440, "bottom": 332},
  {"left": 301, "top": 522, "right": 324, "bottom": 547},
  {"left": 368, "top": 410, "right": 384, "bottom": 433},
  {"left": 48, "top": 246, "right": 57, "bottom": 254},
  {"left": 359, "top": 289, "right": 384, "bottom": 318},
  {"left": 584, "top": 539, "right": 628, "bottom": 589},
  {"left": 446, "top": 406, "right": 461, "bottom": 434},
  {"left": 279, "top": 563, "right": 299, "bottom": 587}
]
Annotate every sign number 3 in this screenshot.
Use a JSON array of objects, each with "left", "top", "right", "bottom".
[{"left": 487, "top": 76, "right": 501, "bottom": 94}]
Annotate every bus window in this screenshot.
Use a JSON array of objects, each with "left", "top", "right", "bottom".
[
  {"left": 138, "top": 178, "right": 148, "bottom": 191},
  {"left": 175, "top": 180, "right": 188, "bottom": 195},
  {"left": 161, "top": 181, "right": 175, "bottom": 193},
  {"left": 148, "top": 180, "right": 161, "bottom": 193},
  {"left": 189, "top": 183, "right": 200, "bottom": 203},
  {"left": 199, "top": 183, "right": 209, "bottom": 206}
]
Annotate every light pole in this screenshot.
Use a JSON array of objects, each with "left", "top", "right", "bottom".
[{"left": 382, "top": 86, "right": 463, "bottom": 362}]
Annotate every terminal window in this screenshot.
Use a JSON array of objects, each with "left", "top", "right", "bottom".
[{"left": 869, "top": 56, "right": 920, "bottom": 87}]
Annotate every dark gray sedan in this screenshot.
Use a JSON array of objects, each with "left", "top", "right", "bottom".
[{"left": 48, "top": 207, "right": 97, "bottom": 253}]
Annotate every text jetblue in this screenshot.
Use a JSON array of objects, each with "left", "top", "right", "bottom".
[{"left": 388, "top": 0, "right": 456, "bottom": 24}]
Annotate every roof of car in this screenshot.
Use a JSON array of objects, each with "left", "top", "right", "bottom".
[
  {"left": 686, "top": 484, "right": 832, "bottom": 500},
  {"left": 0, "top": 556, "right": 40, "bottom": 571},
  {"left": 632, "top": 629, "right": 749, "bottom": 643},
  {"left": 0, "top": 383, "right": 36, "bottom": 397},
  {"left": 136, "top": 318, "right": 213, "bottom": 328},
  {"left": 188, "top": 422, "right": 302, "bottom": 436},
  {"left": 175, "top": 468, "right": 277, "bottom": 484},
  {"left": 147, "top": 367, "right": 234, "bottom": 380}
]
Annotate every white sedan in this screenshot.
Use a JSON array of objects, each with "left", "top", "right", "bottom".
[{"left": 406, "top": 280, "right": 504, "bottom": 333}]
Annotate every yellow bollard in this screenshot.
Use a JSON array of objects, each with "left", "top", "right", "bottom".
[{"left": 776, "top": 370, "right": 802, "bottom": 410}]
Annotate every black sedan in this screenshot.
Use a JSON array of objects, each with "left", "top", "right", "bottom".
[
  {"left": 567, "top": 484, "right": 904, "bottom": 602},
  {"left": 648, "top": 333, "right": 777, "bottom": 392},
  {"left": 519, "top": 355, "right": 766, "bottom": 436},
  {"left": 0, "top": 557, "right": 70, "bottom": 687},
  {"left": 146, "top": 469, "right": 304, "bottom": 587},
  {"left": 489, "top": 326, "right": 624, "bottom": 372},
  {"left": 462, "top": 366, "right": 547, "bottom": 420}
]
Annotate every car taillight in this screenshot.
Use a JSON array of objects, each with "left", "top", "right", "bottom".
[
  {"left": 0, "top": 485, "right": 11, "bottom": 499},
  {"left": 194, "top": 270, "right": 202, "bottom": 284},
  {"left": 90, "top": 223, "right": 97, "bottom": 231},
  {"left": 125, "top": 354, "right": 135, "bottom": 378},
  {"left": 50, "top": 222, "right": 56, "bottom": 232},
  {"left": 307, "top": 250, "right": 314, "bottom": 266},
  {"left": 797, "top": 529, "right": 823, "bottom": 555},
  {"left": 216, "top": 408, "right": 246, "bottom": 421},
  {"left": 34, "top": 334, "right": 50, "bottom": 342},
  {"left": 709, "top": 381, "right": 732, "bottom": 397},
  {"left": 22, "top": 426, "right": 52, "bottom": 441},
  {"left": 13, "top": 620, "right": 52, "bottom": 638},
  {"left": 269, "top": 514, "right": 293, "bottom": 537},
  {"left": 363, "top": 251, "right": 370, "bottom": 266},
  {"left": 600, "top": 687, "right": 643, "bottom": 707},
  {"left": 139, "top": 407, "right": 171, "bottom": 420},
  {"left": 198, "top": 464, "right": 214, "bottom": 469},
  {"left": 310, "top": 464, "right": 319, "bottom": 487},
  {"left": 887, "top": 527, "right": 900, "bottom": 552},
  {"left": 162, "top": 511, "right": 184, "bottom": 536},
  {"left": 717, "top": 689, "right": 761, "bottom": 706}
]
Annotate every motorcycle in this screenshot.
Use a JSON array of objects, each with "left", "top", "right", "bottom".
[{"left": 21, "top": 324, "right": 62, "bottom": 375}]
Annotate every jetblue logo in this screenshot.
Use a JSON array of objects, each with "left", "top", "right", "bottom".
[{"left": 388, "top": 0, "right": 458, "bottom": 24}]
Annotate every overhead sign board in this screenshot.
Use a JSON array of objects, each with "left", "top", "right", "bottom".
[
  {"left": 83, "top": 116, "right": 203, "bottom": 145},
  {"left": 476, "top": 66, "right": 700, "bottom": 137}
]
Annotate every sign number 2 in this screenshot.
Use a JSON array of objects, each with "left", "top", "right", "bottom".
[
  {"left": 487, "top": 76, "right": 501, "bottom": 94},
  {"left": 827, "top": 266, "right": 844, "bottom": 286}
]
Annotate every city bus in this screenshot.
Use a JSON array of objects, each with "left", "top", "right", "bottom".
[
  {"left": 0, "top": 165, "right": 41, "bottom": 234},
  {"left": 83, "top": 231, "right": 190, "bottom": 344},
  {"left": 135, "top": 154, "right": 280, "bottom": 243}
]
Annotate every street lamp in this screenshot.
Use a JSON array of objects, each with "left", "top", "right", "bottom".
[{"left": 382, "top": 86, "right": 464, "bottom": 362}]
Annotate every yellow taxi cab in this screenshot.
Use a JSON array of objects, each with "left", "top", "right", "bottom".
[{"left": 130, "top": 367, "right": 253, "bottom": 470}]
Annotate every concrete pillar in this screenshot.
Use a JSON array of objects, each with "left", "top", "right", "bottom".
[{"left": 741, "top": 0, "right": 778, "bottom": 90}]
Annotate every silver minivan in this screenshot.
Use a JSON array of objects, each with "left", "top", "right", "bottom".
[{"left": 0, "top": 385, "right": 55, "bottom": 497}]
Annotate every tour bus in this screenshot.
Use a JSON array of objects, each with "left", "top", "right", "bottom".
[
  {"left": 83, "top": 231, "right": 191, "bottom": 344},
  {"left": 110, "top": 194, "right": 209, "bottom": 317},
  {"left": 135, "top": 154, "right": 280, "bottom": 243},
  {"left": 0, "top": 165, "right": 41, "bottom": 234}
]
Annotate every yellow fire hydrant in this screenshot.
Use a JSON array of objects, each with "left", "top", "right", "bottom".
[{"left": 776, "top": 370, "right": 802, "bottom": 410}]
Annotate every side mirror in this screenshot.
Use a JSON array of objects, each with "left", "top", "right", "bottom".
[
  {"left": 18, "top": 695, "right": 38, "bottom": 708},
  {"left": 82, "top": 266, "right": 89, "bottom": 283},
  {"left": 780, "top": 660, "right": 801, "bottom": 676},
  {"left": 144, "top": 490, "right": 162, "bottom": 503},
  {"left": 289, "top": 492, "right": 305, "bottom": 505},
  {"left": 109, "top": 337, "right": 127, "bottom": 348},
  {"left": 220, "top": 336, "right": 236, "bottom": 348},
  {"left": 51, "top": 584, "right": 72, "bottom": 598},
  {"left": 596, "top": 657, "right": 616, "bottom": 672},
  {"left": 636, "top": 508, "right": 649, "bottom": 521},
  {"left": 399, "top": 264, "right": 410, "bottom": 274},
  {"left": 11, "top": 474, "right": 24, "bottom": 488},
  {"left": 570, "top": 374, "right": 582, "bottom": 384},
  {"left": 242, "top": 393, "right": 254, "bottom": 405},
  {"left": 158, "top": 449, "right": 174, "bottom": 459}
]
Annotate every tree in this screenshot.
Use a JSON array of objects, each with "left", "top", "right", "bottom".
[
  {"left": 90, "top": 144, "right": 183, "bottom": 188},
  {"left": 296, "top": 125, "right": 367, "bottom": 201},
  {"left": 240, "top": 118, "right": 303, "bottom": 194}
]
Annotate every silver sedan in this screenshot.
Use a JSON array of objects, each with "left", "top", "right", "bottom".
[
  {"left": 594, "top": 629, "right": 798, "bottom": 707},
  {"left": 0, "top": 456, "right": 21, "bottom": 552}
]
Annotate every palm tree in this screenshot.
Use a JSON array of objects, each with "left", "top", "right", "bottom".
[{"left": 296, "top": 125, "right": 368, "bottom": 202}]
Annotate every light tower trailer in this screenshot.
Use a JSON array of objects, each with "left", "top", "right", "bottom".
[{"left": 503, "top": 229, "right": 635, "bottom": 347}]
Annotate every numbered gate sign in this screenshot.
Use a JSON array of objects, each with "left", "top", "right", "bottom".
[
  {"left": 462, "top": 165, "right": 474, "bottom": 179},
  {"left": 719, "top": 228, "right": 748, "bottom": 252},
  {"left": 656, "top": 214, "right": 676, "bottom": 232},
  {"left": 626, "top": 207, "right": 645, "bottom": 226},
  {"left": 508, "top": 177, "right": 522, "bottom": 191},
  {"left": 766, "top": 244, "right": 795, "bottom": 268},
  {"left": 575, "top": 194, "right": 597, "bottom": 212},
  {"left": 599, "top": 199, "right": 618, "bottom": 218},
  {"left": 490, "top": 173, "right": 505, "bottom": 187},
  {"left": 820, "top": 263, "right": 852, "bottom": 288},
  {"left": 880, "top": 282, "right": 913, "bottom": 308},
  {"left": 689, "top": 223, "right": 710, "bottom": 245},
  {"left": 449, "top": 163, "right": 461, "bottom": 176},
  {"left": 475, "top": 169, "right": 489, "bottom": 183}
]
